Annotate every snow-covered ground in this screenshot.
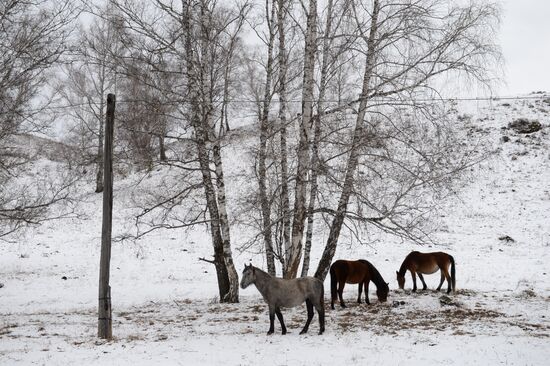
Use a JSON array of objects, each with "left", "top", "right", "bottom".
[{"left": 1, "top": 96, "right": 549, "bottom": 365}]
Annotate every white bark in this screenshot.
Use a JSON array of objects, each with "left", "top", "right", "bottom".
[
  {"left": 276, "top": 0, "right": 291, "bottom": 274},
  {"left": 213, "top": 134, "right": 239, "bottom": 302},
  {"left": 258, "top": 0, "right": 277, "bottom": 275},
  {"left": 302, "top": 0, "right": 335, "bottom": 277},
  {"left": 286, "top": 0, "right": 317, "bottom": 279}
]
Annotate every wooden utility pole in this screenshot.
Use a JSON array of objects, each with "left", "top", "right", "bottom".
[{"left": 98, "top": 93, "right": 115, "bottom": 339}]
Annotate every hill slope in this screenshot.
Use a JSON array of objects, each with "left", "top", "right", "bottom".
[{"left": 1, "top": 95, "right": 549, "bottom": 365}]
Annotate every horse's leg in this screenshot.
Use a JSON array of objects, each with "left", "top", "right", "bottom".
[
  {"left": 364, "top": 280, "right": 371, "bottom": 305},
  {"left": 411, "top": 271, "right": 418, "bottom": 292},
  {"left": 436, "top": 271, "right": 445, "bottom": 291},
  {"left": 275, "top": 307, "right": 287, "bottom": 335},
  {"left": 330, "top": 267, "right": 337, "bottom": 310},
  {"left": 316, "top": 302, "right": 325, "bottom": 335},
  {"left": 442, "top": 267, "right": 452, "bottom": 294},
  {"left": 267, "top": 305, "right": 275, "bottom": 335},
  {"left": 338, "top": 279, "right": 346, "bottom": 308},
  {"left": 300, "top": 299, "right": 314, "bottom": 335},
  {"left": 418, "top": 273, "right": 427, "bottom": 291},
  {"left": 357, "top": 282, "right": 363, "bottom": 303},
  {"left": 313, "top": 288, "right": 325, "bottom": 335}
]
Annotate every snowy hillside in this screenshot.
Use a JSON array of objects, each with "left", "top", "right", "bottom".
[{"left": 1, "top": 95, "right": 549, "bottom": 365}]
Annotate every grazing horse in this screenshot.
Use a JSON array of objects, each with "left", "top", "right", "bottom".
[
  {"left": 330, "top": 259, "right": 389, "bottom": 309},
  {"left": 396, "top": 251, "right": 456, "bottom": 294},
  {"left": 240, "top": 264, "right": 325, "bottom": 335}
]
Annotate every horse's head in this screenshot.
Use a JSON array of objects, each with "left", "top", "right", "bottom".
[
  {"left": 376, "top": 282, "right": 389, "bottom": 302},
  {"left": 240, "top": 264, "right": 256, "bottom": 289},
  {"left": 396, "top": 271, "right": 405, "bottom": 290}
]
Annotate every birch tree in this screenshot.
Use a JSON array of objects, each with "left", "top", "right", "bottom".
[
  {"left": 313, "top": 0, "right": 501, "bottom": 280},
  {"left": 284, "top": 0, "right": 318, "bottom": 279},
  {"left": 110, "top": 0, "right": 248, "bottom": 302},
  {"left": 301, "top": 0, "right": 345, "bottom": 276},
  {"left": 256, "top": 0, "right": 278, "bottom": 275}
]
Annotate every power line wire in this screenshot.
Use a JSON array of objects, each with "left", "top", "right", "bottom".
[{"left": 1, "top": 94, "right": 547, "bottom": 116}]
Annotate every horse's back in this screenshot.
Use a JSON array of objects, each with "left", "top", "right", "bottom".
[
  {"left": 269, "top": 276, "right": 322, "bottom": 308},
  {"left": 331, "top": 259, "right": 369, "bottom": 284},
  {"left": 408, "top": 251, "right": 450, "bottom": 261},
  {"left": 330, "top": 259, "right": 348, "bottom": 271},
  {"left": 297, "top": 276, "right": 324, "bottom": 293},
  {"left": 407, "top": 251, "right": 452, "bottom": 272}
]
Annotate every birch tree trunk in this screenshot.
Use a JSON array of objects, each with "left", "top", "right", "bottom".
[
  {"left": 220, "top": 7, "right": 246, "bottom": 135},
  {"left": 301, "top": 0, "right": 334, "bottom": 277},
  {"left": 183, "top": 0, "right": 233, "bottom": 302},
  {"left": 212, "top": 132, "right": 239, "bottom": 302},
  {"left": 258, "top": 0, "right": 277, "bottom": 275},
  {"left": 276, "top": 0, "right": 291, "bottom": 273},
  {"left": 314, "top": 0, "right": 380, "bottom": 281},
  {"left": 195, "top": 125, "right": 232, "bottom": 300},
  {"left": 285, "top": 0, "right": 317, "bottom": 279}
]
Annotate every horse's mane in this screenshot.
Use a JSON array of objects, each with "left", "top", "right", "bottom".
[
  {"left": 252, "top": 265, "right": 272, "bottom": 278},
  {"left": 397, "top": 253, "right": 415, "bottom": 277},
  {"left": 358, "top": 259, "right": 388, "bottom": 291}
]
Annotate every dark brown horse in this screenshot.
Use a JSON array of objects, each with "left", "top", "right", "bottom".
[
  {"left": 396, "top": 251, "right": 456, "bottom": 294},
  {"left": 330, "top": 259, "right": 389, "bottom": 309}
]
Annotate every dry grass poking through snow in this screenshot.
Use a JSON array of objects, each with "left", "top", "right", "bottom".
[
  {"left": 1, "top": 289, "right": 549, "bottom": 353},
  {"left": 330, "top": 290, "right": 550, "bottom": 338}
]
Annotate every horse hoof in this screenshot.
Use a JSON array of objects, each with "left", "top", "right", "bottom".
[
  {"left": 267, "top": 330, "right": 274, "bottom": 335},
  {"left": 282, "top": 331, "right": 287, "bottom": 335},
  {"left": 299, "top": 330, "right": 307, "bottom": 335}
]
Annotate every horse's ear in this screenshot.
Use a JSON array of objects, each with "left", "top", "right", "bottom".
[{"left": 395, "top": 271, "right": 399, "bottom": 275}]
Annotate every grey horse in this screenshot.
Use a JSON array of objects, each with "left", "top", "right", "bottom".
[{"left": 240, "top": 264, "right": 325, "bottom": 335}]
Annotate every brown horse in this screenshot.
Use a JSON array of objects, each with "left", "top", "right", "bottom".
[
  {"left": 396, "top": 251, "right": 456, "bottom": 294},
  {"left": 330, "top": 259, "right": 389, "bottom": 309}
]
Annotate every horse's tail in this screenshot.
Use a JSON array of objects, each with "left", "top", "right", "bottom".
[
  {"left": 320, "top": 281, "right": 325, "bottom": 307},
  {"left": 330, "top": 265, "right": 337, "bottom": 303},
  {"left": 449, "top": 254, "right": 456, "bottom": 293}
]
